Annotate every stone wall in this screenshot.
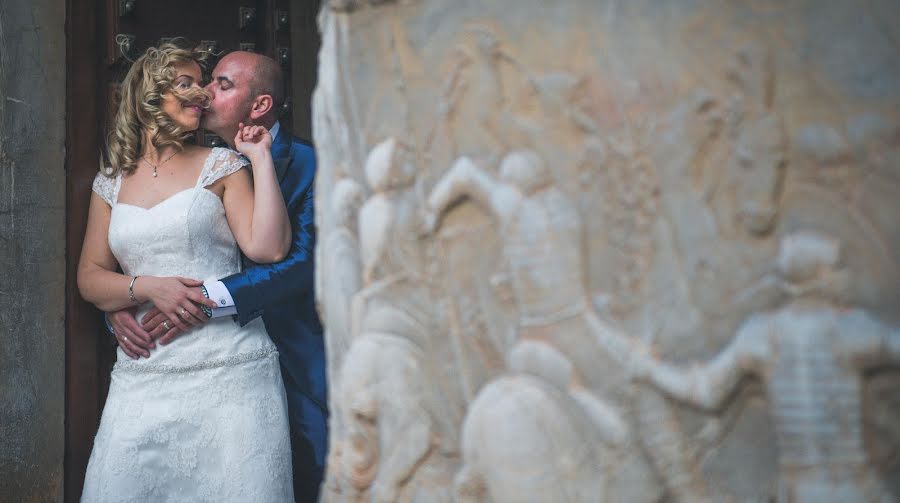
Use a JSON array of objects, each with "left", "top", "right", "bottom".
[
  {"left": 0, "top": 0, "right": 66, "bottom": 500},
  {"left": 313, "top": 1, "right": 900, "bottom": 501}
]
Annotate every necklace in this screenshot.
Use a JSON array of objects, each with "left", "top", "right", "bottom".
[{"left": 141, "top": 150, "right": 179, "bottom": 178}]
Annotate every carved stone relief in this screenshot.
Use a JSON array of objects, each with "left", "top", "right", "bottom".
[{"left": 314, "top": 1, "right": 900, "bottom": 501}]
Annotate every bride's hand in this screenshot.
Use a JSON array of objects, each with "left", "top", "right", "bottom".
[
  {"left": 140, "top": 288, "right": 211, "bottom": 344},
  {"left": 133, "top": 276, "right": 217, "bottom": 332},
  {"left": 233, "top": 123, "right": 273, "bottom": 160}
]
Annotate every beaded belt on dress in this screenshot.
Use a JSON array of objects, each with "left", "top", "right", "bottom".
[{"left": 113, "top": 347, "right": 278, "bottom": 374}]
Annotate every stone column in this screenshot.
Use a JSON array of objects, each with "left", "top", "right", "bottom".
[
  {"left": 0, "top": 0, "right": 67, "bottom": 500},
  {"left": 313, "top": 1, "right": 900, "bottom": 501}
]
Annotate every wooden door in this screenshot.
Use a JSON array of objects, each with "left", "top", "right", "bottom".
[{"left": 64, "top": 1, "right": 311, "bottom": 500}]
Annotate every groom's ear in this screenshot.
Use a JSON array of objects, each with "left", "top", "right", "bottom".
[{"left": 249, "top": 94, "right": 274, "bottom": 120}]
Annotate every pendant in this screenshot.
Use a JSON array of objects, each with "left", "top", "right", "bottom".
[{"left": 152, "top": 166, "right": 157, "bottom": 178}]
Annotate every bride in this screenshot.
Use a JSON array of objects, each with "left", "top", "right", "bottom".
[{"left": 78, "top": 42, "right": 293, "bottom": 501}]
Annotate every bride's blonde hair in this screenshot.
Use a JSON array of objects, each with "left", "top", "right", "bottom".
[{"left": 105, "top": 41, "right": 211, "bottom": 176}]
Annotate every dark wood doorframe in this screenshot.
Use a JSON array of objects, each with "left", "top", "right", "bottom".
[
  {"left": 290, "top": 0, "right": 322, "bottom": 142},
  {"left": 64, "top": 0, "right": 114, "bottom": 500}
]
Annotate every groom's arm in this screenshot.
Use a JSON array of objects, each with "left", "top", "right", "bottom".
[{"left": 214, "top": 182, "right": 317, "bottom": 327}]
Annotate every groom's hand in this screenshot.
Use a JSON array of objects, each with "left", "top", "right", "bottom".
[
  {"left": 108, "top": 307, "right": 154, "bottom": 359},
  {"left": 141, "top": 306, "right": 189, "bottom": 345},
  {"left": 142, "top": 288, "right": 211, "bottom": 344}
]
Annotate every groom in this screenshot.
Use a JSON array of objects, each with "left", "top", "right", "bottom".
[{"left": 107, "top": 51, "right": 327, "bottom": 501}]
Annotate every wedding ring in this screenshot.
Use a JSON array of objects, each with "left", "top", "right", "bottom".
[
  {"left": 123, "top": 336, "right": 129, "bottom": 342},
  {"left": 179, "top": 308, "right": 187, "bottom": 317},
  {"left": 163, "top": 320, "right": 171, "bottom": 331}
]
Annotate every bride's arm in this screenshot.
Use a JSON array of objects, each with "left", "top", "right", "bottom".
[
  {"left": 77, "top": 192, "right": 215, "bottom": 324},
  {"left": 77, "top": 192, "right": 135, "bottom": 312},
  {"left": 222, "top": 124, "right": 291, "bottom": 263}
]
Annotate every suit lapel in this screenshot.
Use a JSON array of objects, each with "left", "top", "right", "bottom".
[{"left": 271, "top": 127, "right": 291, "bottom": 183}]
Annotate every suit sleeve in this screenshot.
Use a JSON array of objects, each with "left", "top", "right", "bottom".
[{"left": 220, "top": 182, "right": 316, "bottom": 326}]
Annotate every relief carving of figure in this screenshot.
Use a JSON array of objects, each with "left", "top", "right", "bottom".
[
  {"left": 330, "top": 139, "right": 462, "bottom": 501},
  {"left": 437, "top": 27, "right": 538, "bottom": 162},
  {"left": 320, "top": 178, "right": 366, "bottom": 498},
  {"left": 321, "top": 178, "right": 366, "bottom": 384},
  {"left": 652, "top": 47, "right": 789, "bottom": 325},
  {"left": 358, "top": 138, "right": 423, "bottom": 285},
  {"left": 424, "top": 150, "right": 710, "bottom": 501},
  {"left": 454, "top": 375, "right": 659, "bottom": 503},
  {"left": 352, "top": 139, "right": 465, "bottom": 419},
  {"left": 632, "top": 231, "right": 900, "bottom": 502},
  {"left": 337, "top": 334, "right": 454, "bottom": 503},
  {"left": 353, "top": 138, "right": 434, "bottom": 346},
  {"left": 721, "top": 45, "right": 788, "bottom": 237}
]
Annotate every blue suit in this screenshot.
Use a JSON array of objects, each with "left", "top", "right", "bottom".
[{"left": 221, "top": 127, "right": 327, "bottom": 501}]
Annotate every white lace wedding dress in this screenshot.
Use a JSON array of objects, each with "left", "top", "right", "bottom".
[{"left": 81, "top": 148, "right": 294, "bottom": 502}]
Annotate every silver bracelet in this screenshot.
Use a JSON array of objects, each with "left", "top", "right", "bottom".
[{"left": 128, "top": 276, "right": 140, "bottom": 305}]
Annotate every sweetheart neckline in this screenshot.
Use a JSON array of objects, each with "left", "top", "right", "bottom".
[{"left": 114, "top": 187, "right": 223, "bottom": 212}]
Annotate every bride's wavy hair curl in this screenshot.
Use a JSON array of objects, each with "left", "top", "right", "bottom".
[{"left": 105, "top": 40, "right": 212, "bottom": 176}]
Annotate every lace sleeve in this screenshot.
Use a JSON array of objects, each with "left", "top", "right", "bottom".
[
  {"left": 198, "top": 147, "right": 250, "bottom": 188},
  {"left": 92, "top": 170, "right": 120, "bottom": 207}
]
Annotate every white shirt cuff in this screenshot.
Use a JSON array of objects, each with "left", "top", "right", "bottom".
[{"left": 204, "top": 280, "right": 237, "bottom": 317}]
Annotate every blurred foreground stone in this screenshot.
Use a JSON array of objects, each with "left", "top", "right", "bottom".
[{"left": 313, "top": 1, "right": 900, "bottom": 501}]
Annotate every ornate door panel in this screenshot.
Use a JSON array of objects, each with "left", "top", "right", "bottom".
[{"left": 107, "top": 0, "right": 296, "bottom": 141}]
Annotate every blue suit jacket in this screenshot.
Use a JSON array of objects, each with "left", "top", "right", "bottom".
[{"left": 220, "top": 128, "right": 328, "bottom": 471}]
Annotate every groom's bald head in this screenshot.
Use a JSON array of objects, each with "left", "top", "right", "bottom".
[{"left": 235, "top": 51, "right": 285, "bottom": 114}]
